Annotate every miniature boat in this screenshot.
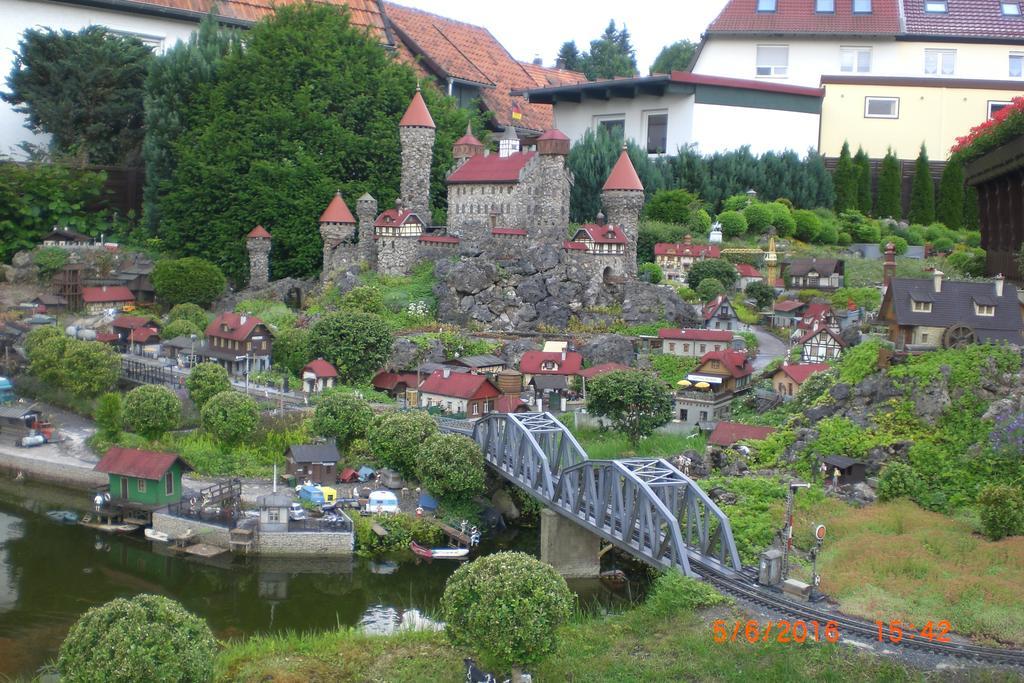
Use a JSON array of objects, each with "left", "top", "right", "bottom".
[
  {"left": 599, "top": 569, "right": 628, "bottom": 587},
  {"left": 144, "top": 528, "right": 173, "bottom": 543},
  {"left": 79, "top": 520, "right": 140, "bottom": 534},
  {"left": 409, "top": 540, "right": 470, "bottom": 560},
  {"left": 46, "top": 510, "right": 79, "bottom": 524}
]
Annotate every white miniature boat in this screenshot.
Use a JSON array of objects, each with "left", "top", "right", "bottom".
[
  {"left": 409, "top": 541, "right": 469, "bottom": 560},
  {"left": 144, "top": 528, "right": 173, "bottom": 543}
]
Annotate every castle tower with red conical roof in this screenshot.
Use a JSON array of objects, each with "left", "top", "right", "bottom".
[
  {"left": 602, "top": 146, "right": 645, "bottom": 276},
  {"left": 246, "top": 225, "right": 271, "bottom": 288},
  {"left": 399, "top": 85, "right": 435, "bottom": 226},
  {"left": 318, "top": 191, "right": 357, "bottom": 281}
]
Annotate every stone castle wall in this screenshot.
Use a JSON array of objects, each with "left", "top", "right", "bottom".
[
  {"left": 603, "top": 189, "right": 644, "bottom": 277},
  {"left": 247, "top": 240, "right": 271, "bottom": 288},
  {"left": 400, "top": 127, "right": 434, "bottom": 224},
  {"left": 377, "top": 235, "right": 420, "bottom": 276}
]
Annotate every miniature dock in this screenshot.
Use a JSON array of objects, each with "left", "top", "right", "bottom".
[
  {"left": 183, "top": 543, "right": 228, "bottom": 558},
  {"left": 437, "top": 522, "right": 472, "bottom": 547}
]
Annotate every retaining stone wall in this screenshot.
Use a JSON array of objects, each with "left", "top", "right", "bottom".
[
  {"left": 257, "top": 530, "right": 354, "bottom": 556},
  {"left": 0, "top": 450, "right": 106, "bottom": 490},
  {"left": 152, "top": 512, "right": 232, "bottom": 546}
]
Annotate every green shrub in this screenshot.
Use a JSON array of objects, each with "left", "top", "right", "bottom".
[
  {"left": 310, "top": 390, "right": 373, "bottom": 449},
  {"left": 201, "top": 390, "right": 259, "bottom": 445},
  {"left": 416, "top": 433, "right": 486, "bottom": 501},
  {"left": 441, "top": 552, "right": 574, "bottom": 671},
  {"left": 643, "top": 571, "right": 730, "bottom": 618},
  {"left": 877, "top": 462, "right": 920, "bottom": 502},
  {"left": 696, "top": 277, "right": 724, "bottom": 302},
  {"left": 649, "top": 354, "right": 698, "bottom": 385},
  {"left": 716, "top": 210, "right": 747, "bottom": 239},
  {"left": 272, "top": 327, "right": 311, "bottom": 376},
  {"left": 721, "top": 193, "right": 751, "bottom": 212},
  {"left": 124, "top": 385, "right": 181, "bottom": 440},
  {"left": 33, "top": 246, "right": 69, "bottom": 278},
  {"left": 793, "top": 209, "right": 821, "bottom": 242},
  {"left": 167, "top": 302, "right": 208, "bottom": 329},
  {"left": 152, "top": 256, "right": 226, "bottom": 308},
  {"left": 880, "top": 235, "right": 908, "bottom": 255},
  {"left": 685, "top": 258, "right": 738, "bottom": 290},
  {"left": 932, "top": 237, "right": 955, "bottom": 253},
  {"left": 768, "top": 201, "right": 796, "bottom": 236},
  {"left": 94, "top": 393, "right": 123, "bottom": 440},
  {"left": 366, "top": 411, "right": 439, "bottom": 478},
  {"left": 743, "top": 202, "right": 773, "bottom": 233},
  {"left": 57, "top": 594, "right": 215, "bottom": 683},
  {"left": 837, "top": 231, "right": 852, "bottom": 246},
  {"left": 836, "top": 340, "right": 884, "bottom": 385},
  {"left": 643, "top": 188, "right": 701, "bottom": 224},
  {"left": 353, "top": 511, "right": 442, "bottom": 553},
  {"left": 673, "top": 285, "right": 700, "bottom": 303},
  {"left": 185, "top": 362, "right": 231, "bottom": 409},
  {"left": 307, "top": 311, "right": 392, "bottom": 384},
  {"left": 160, "top": 318, "right": 202, "bottom": 341},
  {"left": 340, "top": 285, "right": 387, "bottom": 315},
  {"left": 839, "top": 211, "right": 881, "bottom": 243},
  {"left": 744, "top": 281, "right": 775, "bottom": 309},
  {"left": 638, "top": 261, "right": 663, "bottom": 284},
  {"left": 977, "top": 484, "right": 1024, "bottom": 541}
]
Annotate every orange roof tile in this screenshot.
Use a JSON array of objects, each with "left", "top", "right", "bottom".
[
  {"left": 384, "top": 2, "right": 560, "bottom": 132},
  {"left": 399, "top": 87, "right": 435, "bottom": 128},
  {"left": 603, "top": 148, "right": 644, "bottom": 191},
  {"left": 519, "top": 61, "right": 588, "bottom": 89},
  {"left": 320, "top": 192, "right": 356, "bottom": 223}
]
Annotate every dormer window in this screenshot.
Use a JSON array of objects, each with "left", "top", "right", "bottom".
[
  {"left": 757, "top": 0, "right": 777, "bottom": 11},
  {"left": 853, "top": 0, "right": 872, "bottom": 12},
  {"left": 924, "top": 0, "right": 947, "bottom": 12},
  {"left": 911, "top": 300, "right": 932, "bottom": 313},
  {"left": 710, "top": 360, "right": 721, "bottom": 369},
  {"left": 816, "top": 0, "right": 835, "bottom": 11},
  {"left": 1004, "top": 2, "right": 1022, "bottom": 15},
  {"left": 541, "top": 361, "right": 558, "bottom": 371},
  {"left": 974, "top": 302, "right": 996, "bottom": 316}
]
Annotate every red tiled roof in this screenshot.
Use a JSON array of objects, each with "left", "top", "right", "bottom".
[
  {"left": 205, "top": 312, "right": 266, "bottom": 342},
  {"left": 494, "top": 394, "right": 528, "bottom": 413},
  {"left": 385, "top": 2, "right": 561, "bottom": 132},
  {"left": 374, "top": 208, "right": 423, "bottom": 227},
  {"left": 372, "top": 370, "right": 419, "bottom": 391},
  {"left": 658, "top": 328, "right": 734, "bottom": 342},
  {"left": 708, "top": 422, "right": 777, "bottom": 447},
  {"left": 519, "top": 350, "right": 584, "bottom": 376},
  {"left": 454, "top": 125, "right": 484, "bottom": 147},
  {"left": 603, "top": 148, "right": 644, "bottom": 192},
  {"left": 798, "top": 303, "right": 835, "bottom": 329},
  {"left": 655, "top": 242, "right": 721, "bottom": 258},
  {"left": 797, "top": 325, "right": 847, "bottom": 346},
  {"left": 95, "top": 447, "right": 192, "bottom": 480},
  {"left": 247, "top": 225, "right": 271, "bottom": 239},
  {"left": 82, "top": 286, "right": 134, "bottom": 304},
  {"left": 492, "top": 228, "right": 527, "bottom": 236},
  {"left": 903, "top": 0, "right": 1024, "bottom": 39},
  {"left": 111, "top": 315, "right": 153, "bottom": 330},
  {"left": 303, "top": 358, "right": 338, "bottom": 378},
  {"left": 706, "top": 0, "right": 900, "bottom": 36},
  {"left": 519, "top": 61, "right": 588, "bottom": 88},
  {"left": 446, "top": 151, "right": 536, "bottom": 184},
  {"left": 563, "top": 241, "right": 587, "bottom": 251},
  {"left": 573, "top": 224, "right": 627, "bottom": 245},
  {"left": 776, "top": 362, "right": 831, "bottom": 385},
  {"left": 104, "top": 0, "right": 387, "bottom": 34},
  {"left": 735, "top": 263, "right": 762, "bottom": 278},
  {"left": 579, "top": 362, "right": 631, "bottom": 379},
  {"left": 699, "top": 349, "right": 753, "bottom": 379},
  {"left": 419, "top": 369, "right": 500, "bottom": 400},
  {"left": 537, "top": 129, "right": 569, "bottom": 141},
  {"left": 703, "top": 295, "right": 731, "bottom": 321},
  {"left": 773, "top": 300, "right": 806, "bottom": 313},
  {"left": 399, "top": 87, "right": 435, "bottom": 128},
  {"left": 129, "top": 327, "right": 160, "bottom": 343},
  {"left": 95, "top": 332, "right": 119, "bottom": 343},
  {"left": 320, "top": 192, "right": 356, "bottom": 224},
  {"left": 418, "top": 235, "right": 459, "bottom": 244}
]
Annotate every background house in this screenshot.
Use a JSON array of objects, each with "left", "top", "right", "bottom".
[
  {"left": 285, "top": 442, "right": 341, "bottom": 483},
  {"left": 771, "top": 361, "right": 831, "bottom": 397},
  {"left": 94, "top": 447, "right": 191, "bottom": 506},
  {"left": 200, "top": 312, "right": 273, "bottom": 376},
  {"left": 785, "top": 259, "right": 845, "bottom": 289},
  {"left": 302, "top": 359, "right": 338, "bottom": 394},
  {"left": 798, "top": 326, "right": 846, "bottom": 363},
  {"left": 418, "top": 368, "right": 500, "bottom": 417},
  {"left": 658, "top": 328, "right": 733, "bottom": 357},
  {"left": 654, "top": 238, "right": 721, "bottom": 282},
  {"left": 81, "top": 285, "right": 134, "bottom": 314},
  {"left": 702, "top": 295, "right": 739, "bottom": 331}
]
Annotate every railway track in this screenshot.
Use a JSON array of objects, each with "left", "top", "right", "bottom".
[{"left": 691, "top": 559, "right": 1024, "bottom": 667}]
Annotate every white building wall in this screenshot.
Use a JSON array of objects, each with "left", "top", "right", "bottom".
[
  {"left": 550, "top": 94, "right": 694, "bottom": 154},
  {"left": 0, "top": 0, "right": 199, "bottom": 157},
  {"left": 691, "top": 103, "right": 819, "bottom": 156}
]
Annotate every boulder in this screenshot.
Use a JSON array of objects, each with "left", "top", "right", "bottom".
[
  {"left": 500, "top": 339, "right": 541, "bottom": 368},
  {"left": 620, "top": 281, "right": 700, "bottom": 326},
  {"left": 829, "top": 383, "right": 851, "bottom": 402},
  {"left": 516, "top": 275, "right": 549, "bottom": 304},
  {"left": 11, "top": 251, "right": 32, "bottom": 268},
  {"left": 388, "top": 336, "right": 443, "bottom": 371},
  {"left": 447, "top": 260, "right": 498, "bottom": 295},
  {"left": 580, "top": 334, "right": 635, "bottom": 368},
  {"left": 491, "top": 489, "right": 520, "bottom": 521}
]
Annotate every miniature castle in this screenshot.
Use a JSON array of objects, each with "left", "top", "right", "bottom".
[{"left": 317, "top": 87, "right": 645, "bottom": 289}]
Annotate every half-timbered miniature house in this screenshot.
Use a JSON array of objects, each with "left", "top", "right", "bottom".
[{"left": 798, "top": 326, "right": 846, "bottom": 363}]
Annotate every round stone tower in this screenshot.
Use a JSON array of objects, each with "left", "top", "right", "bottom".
[
  {"left": 399, "top": 85, "right": 436, "bottom": 226},
  {"left": 357, "top": 192, "right": 379, "bottom": 268},
  {"left": 319, "top": 191, "right": 356, "bottom": 281},
  {"left": 602, "top": 146, "right": 645, "bottom": 277},
  {"left": 534, "top": 128, "right": 572, "bottom": 247},
  {"left": 246, "top": 225, "right": 271, "bottom": 288}
]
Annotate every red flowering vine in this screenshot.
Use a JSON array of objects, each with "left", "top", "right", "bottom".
[{"left": 950, "top": 95, "right": 1024, "bottom": 161}]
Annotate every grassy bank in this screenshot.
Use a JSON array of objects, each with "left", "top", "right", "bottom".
[
  {"left": 565, "top": 423, "right": 705, "bottom": 461},
  {"left": 215, "top": 574, "right": 932, "bottom": 683}
]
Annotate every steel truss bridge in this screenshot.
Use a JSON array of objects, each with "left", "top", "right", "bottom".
[{"left": 438, "top": 412, "right": 741, "bottom": 578}]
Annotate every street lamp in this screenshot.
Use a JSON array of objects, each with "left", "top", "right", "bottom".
[{"left": 189, "top": 334, "right": 197, "bottom": 368}]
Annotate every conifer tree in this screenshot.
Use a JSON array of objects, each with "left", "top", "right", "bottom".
[
  {"left": 875, "top": 148, "right": 902, "bottom": 219},
  {"left": 556, "top": 41, "right": 582, "bottom": 72},
  {"left": 908, "top": 143, "right": 936, "bottom": 225},
  {"left": 936, "top": 155, "right": 965, "bottom": 230},
  {"left": 853, "top": 147, "right": 872, "bottom": 215},
  {"left": 833, "top": 141, "right": 858, "bottom": 212},
  {"left": 963, "top": 184, "right": 980, "bottom": 230}
]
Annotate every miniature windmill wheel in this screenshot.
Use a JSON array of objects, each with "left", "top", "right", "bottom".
[{"left": 942, "top": 323, "right": 976, "bottom": 349}]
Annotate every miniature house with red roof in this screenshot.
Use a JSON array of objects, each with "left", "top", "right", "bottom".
[
  {"left": 198, "top": 312, "right": 273, "bottom": 376},
  {"left": 94, "top": 447, "right": 192, "bottom": 507},
  {"left": 771, "top": 362, "right": 831, "bottom": 398},
  {"left": 302, "top": 359, "right": 338, "bottom": 394},
  {"left": 654, "top": 235, "right": 722, "bottom": 282}
]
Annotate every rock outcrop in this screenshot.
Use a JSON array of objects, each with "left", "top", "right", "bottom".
[{"left": 580, "top": 334, "right": 635, "bottom": 367}]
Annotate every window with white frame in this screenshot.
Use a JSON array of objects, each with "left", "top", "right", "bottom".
[
  {"left": 1002, "top": 2, "right": 1021, "bottom": 15},
  {"left": 816, "top": 0, "right": 835, "bottom": 11},
  {"left": 864, "top": 97, "right": 899, "bottom": 119},
  {"left": 975, "top": 303, "right": 996, "bottom": 316},
  {"left": 840, "top": 46, "right": 872, "bottom": 73},
  {"left": 989, "top": 101, "right": 1013, "bottom": 119},
  {"left": 106, "top": 28, "right": 165, "bottom": 52},
  {"left": 853, "top": 0, "right": 872, "bottom": 12},
  {"left": 924, "top": 49, "right": 956, "bottom": 75},
  {"left": 911, "top": 300, "right": 932, "bottom": 313},
  {"left": 593, "top": 115, "right": 625, "bottom": 137},
  {"left": 644, "top": 110, "right": 668, "bottom": 154},
  {"left": 757, "top": 0, "right": 777, "bottom": 10},
  {"left": 756, "top": 45, "right": 789, "bottom": 77},
  {"left": 924, "top": 0, "right": 947, "bottom": 11},
  {"left": 1011, "top": 53, "right": 1024, "bottom": 78}
]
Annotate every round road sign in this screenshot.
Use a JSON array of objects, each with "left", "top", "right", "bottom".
[{"left": 815, "top": 524, "right": 827, "bottom": 541}]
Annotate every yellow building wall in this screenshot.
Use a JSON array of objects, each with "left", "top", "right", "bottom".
[{"left": 820, "top": 82, "right": 1024, "bottom": 159}]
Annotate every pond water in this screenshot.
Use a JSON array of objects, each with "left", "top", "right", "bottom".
[{"left": 0, "top": 479, "right": 643, "bottom": 679}]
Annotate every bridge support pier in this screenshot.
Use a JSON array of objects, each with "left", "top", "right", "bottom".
[{"left": 540, "top": 509, "right": 600, "bottom": 578}]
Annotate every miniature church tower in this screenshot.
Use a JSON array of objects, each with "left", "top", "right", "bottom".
[
  {"left": 318, "top": 191, "right": 356, "bottom": 281},
  {"left": 399, "top": 85, "right": 436, "bottom": 225},
  {"left": 602, "top": 146, "right": 645, "bottom": 277},
  {"left": 498, "top": 125, "right": 520, "bottom": 157},
  {"left": 246, "top": 225, "right": 271, "bottom": 288}
]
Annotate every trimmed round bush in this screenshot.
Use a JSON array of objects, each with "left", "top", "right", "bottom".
[
  {"left": 638, "top": 262, "right": 663, "bottom": 284},
  {"left": 743, "top": 202, "right": 773, "bottom": 234},
  {"left": 716, "top": 210, "right": 747, "bottom": 239},
  {"left": 57, "top": 594, "right": 216, "bottom": 683},
  {"left": 186, "top": 362, "right": 231, "bottom": 410},
  {"left": 877, "top": 462, "right": 919, "bottom": 502},
  {"left": 161, "top": 318, "right": 202, "bottom": 341},
  {"left": 123, "top": 385, "right": 181, "bottom": 440},
  {"left": 366, "top": 410, "right": 439, "bottom": 477},
  {"left": 310, "top": 391, "right": 373, "bottom": 449},
  {"left": 340, "top": 285, "right": 387, "bottom": 315},
  {"left": 837, "top": 231, "right": 853, "bottom": 246},
  {"left": 167, "top": 302, "right": 208, "bottom": 329},
  {"left": 201, "top": 390, "right": 259, "bottom": 445},
  {"left": 442, "top": 552, "right": 574, "bottom": 671},
  {"left": 416, "top": 433, "right": 486, "bottom": 501},
  {"left": 768, "top": 201, "right": 796, "bottom": 237},
  {"left": 932, "top": 237, "right": 955, "bottom": 253},
  {"left": 696, "top": 277, "right": 725, "bottom": 302},
  {"left": 978, "top": 484, "right": 1024, "bottom": 541},
  {"left": 793, "top": 209, "right": 822, "bottom": 243},
  {"left": 880, "top": 235, "right": 909, "bottom": 255}
]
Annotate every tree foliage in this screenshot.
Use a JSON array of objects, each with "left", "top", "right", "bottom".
[
  {"left": 833, "top": 142, "right": 857, "bottom": 213},
  {"left": 909, "top": 143, "right": 936, "bottom": 225},
  {"left": 686, "top": 258, "right": 738, "bottom": 290},
  {"left": 696, "top": 277, "right": 725, "bottom": 302},
  {"left": 977, "top": 484, "right": 1024, "bottom": 541},
  {"left": 124, "top": 385, "right": 181, "bottom": 440},
  {"left": 743, "top": 202, "right": 773, "bottom": 234},
  {"left": 155, "top": 5, "right": 484, "bottom": 281},
  {"left": 555, "top": 41, "right": 582, "bottom": 72},
  {"left": 201, "top": 390, "right": 258, "bottom": 445},
  {"left": 185, "top": 362, "right": 231, "bottom": 410},
  {"left": 57, "top": 595, "right": 215, "bottom": 683},
  {"left": 160, "top": 318, "right": 202, "bottom": 341},
  {"left": 570, "top": 20, "right": 637, "bottom": 80},
  {"left": 442, "top": 552, "right": 573, "bottom": 671},
  {"left": 32, "top": 247, "right": 68, "bottom": 279},
  {"left": 937, "top": 155, "right": 965, "bottom": 230},
  {"left": 744, "top": 281, "right": 776, "bottom": 309},
  {"left": 167, "top": 302, "right": 209, "bottom": 328},
  {"left": 638, "top": 261, "right": 662, "bottom": 284},
  {"left": 853, "top": 146, "right": 872, "bottom": 215},
  {"left": 62, "top": 339, "right": 121, "bottom": 398},
  {"left": 307, "top": 311, "right": 392, "bottom": 384},
  {"left": 3, "top": 26, "right": 152, "bottom": 165},
  {"left": 271, "top": 327, "right": 311, "bottom": 377},
  {"left": 152, "top": 256, "right": 226, "bottom": 307},
  {"left": 339, "top": 285, "right": 387, "bottom": 315},
  {"left": 643, "top": 189, "right": 701, "bottom": 224},
  {"left": 415, "top": 433, "right": 486, "bottom": 501},
  {"left": 94, "top": 393, "right": 123, "bottom": 440},
  {"left": 716, "top": 210, "right": 747, "bottom": 239},
  {"left": 587, "top": 370, "right": 673, "bottom": 446},
  {"left": 875, "top": 148, "right": 902, "bottom": 219},
  {"left": 310, "top": 390, "right": 373, "bottom": 449},
  {"left": 367, "top": 410, "right": 439, "bottom": 478},
  {"left": 650, "top": 40, "right": 697, "bottom": 74}
]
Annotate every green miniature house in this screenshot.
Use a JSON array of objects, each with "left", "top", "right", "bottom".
[{"left": 94, "top": 447, "right": 193, "bottom": 506}]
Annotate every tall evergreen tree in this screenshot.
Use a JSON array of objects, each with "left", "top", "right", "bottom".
[
  {"left": 963, "top": 184, "right": 980, "bottom": 230},
  {"left": 802, "top": 150, "right": 836, "bottom": 210},
  {"left": 556, "top": 41, "right": 582, "bottom": 72},
  {"left": 569, "top": 21, "right": 637, "bottom": 80},
  {"left": 143, "top": 16, "right": 237, "bottom": 232},
  {"left": 853, "top": 146, "right": 872, "bottom": 215},
  {"left": 833, "top": 141, "right": 858, "bottom": 212},
  {"left": 908, "top": 143, "right": 936, "bottom": 225},
  {"left": 875, "top": 148, "right": 902, "bottom": 219},
  {"left": 936, "top": 155, "right": 965, "bottom": 229},
  {"left": 650, "top": 40, "right": 697, "bottom": 74},
  {"left": 3, "top": 26, "right": 153, "bottom": 164}
]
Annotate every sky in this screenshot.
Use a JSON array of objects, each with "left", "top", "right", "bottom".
[{"left": 390, "top": 1, "right": 731, "bottom": 74}]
